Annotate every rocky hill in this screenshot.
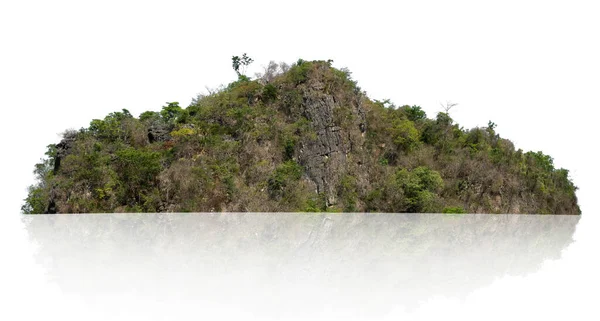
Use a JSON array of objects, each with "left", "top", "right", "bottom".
[{"left": 22, "top": 59, "right": 580, "bottom": 214}]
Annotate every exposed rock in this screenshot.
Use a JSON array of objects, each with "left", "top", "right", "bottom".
[
  {"left": 147, "top": 120, "right": 172, "bottom": 143},
  {"left": 295, "top": 66, "right": 366, "bottom": 206},
  {"left": 53, "top": 131, "right": 77, "bottom": 174},
  {"left": 45, "top": 190, "right": 57, "bottom": 214},
  {"left": 46, "top": 131, "right": 78, "bottom": 214}
]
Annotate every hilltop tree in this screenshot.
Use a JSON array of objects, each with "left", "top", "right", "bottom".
[{"left": 232, "top": 53, "right": 254, "bottom": 78}]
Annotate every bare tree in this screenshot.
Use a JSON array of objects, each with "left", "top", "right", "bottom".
[
  {"left": 279, "top": 61, "right": 290, "bottom": 73},
  {"left": 440, "top": 101, "right": 458, "bottom": 114},
  {"left": 436, "top": 101, "right": 459, "bottom": 154},
  {"left": 255, "top": 61, "right": 281, "bottom": 84},
  {"left": 254, "top": 60, "right": 293, "bottom": 84}
]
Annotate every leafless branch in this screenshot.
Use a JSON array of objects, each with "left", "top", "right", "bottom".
[{"left": 440, "top": 101, "right": 458, "bottom": 114}]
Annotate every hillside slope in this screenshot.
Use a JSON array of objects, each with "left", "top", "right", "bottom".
[{"left": 22, "top": 60, "right": 580, "bottom": 214}]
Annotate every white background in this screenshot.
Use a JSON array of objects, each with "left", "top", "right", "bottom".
[{"left": 1, "top": 1, "right": 599, "bottom": 320}]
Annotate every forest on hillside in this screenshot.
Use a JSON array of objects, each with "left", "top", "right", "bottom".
[{"left": 22, "top": 58, "right": 580, "bottom": 214}]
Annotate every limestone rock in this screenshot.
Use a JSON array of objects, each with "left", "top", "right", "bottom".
[
  {"left": 147, "top": 120, "right": 172, "bottom": 143},
  {"left": 294, "top": 65, "right": 366, "bottom": 206}
]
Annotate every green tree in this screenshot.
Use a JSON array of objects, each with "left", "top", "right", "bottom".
[
  {"left": 160, "top": 102, "right": 184, "bottom": 123},
  {"left": 395, "top": 167, "right": 444, "bottom": 212},
  {"left": 390, "top": 119, "right": 421, "bottom": 152},
  {"left": 115, "top": 147, "right": 162, "bottom": 204},
  {"left": 267, "top": 160, "right": 303, "bottom": 200},
  {"left": 232, "top": 53, "right": 254, "bottom": 78},
  {"left": 401, "top": 105, "right": 427, "bottom": 122},
  {"left": 89, "top": 109, "right": 133, "bottom": 142},
  {"left": 22, "top": 145, "right": 58, "bottom": 213}
]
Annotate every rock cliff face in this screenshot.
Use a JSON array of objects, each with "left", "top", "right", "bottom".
[
  {"left": 22, "top": 59, "right": 581, "bottom": 214},
  {"left": 292, "top": 65, "right": 367, "bottom": 206},
  {"left": 147, "top": 120, "right": 172, "bottom": 143},
  {"left": 52, "top": 131, "right": 77, "bottom": 175}
]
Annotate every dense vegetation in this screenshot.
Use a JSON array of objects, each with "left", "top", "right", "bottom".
[{"left": 22, "top": 58, "right": 580, "bottom": 214}]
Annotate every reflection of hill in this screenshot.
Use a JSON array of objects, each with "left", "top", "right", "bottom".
[{"left": 23, "top": 213, "right": 580, "bottom": 319}]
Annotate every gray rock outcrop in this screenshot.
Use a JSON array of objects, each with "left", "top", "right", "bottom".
[
  {"left": 147, "top": 120, "right": 172, "bottom": 143},
  {"left": 295, "top": 66, "right": 367, "bottom": 206},
  {"left": 47, "top": 131, "right": 78, "bottom": 214},
  {"left": 53, "top": 131, "right": 77, "bottom": 174}
]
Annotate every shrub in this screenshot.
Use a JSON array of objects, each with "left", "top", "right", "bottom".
[
  {"left": 525, "top": 151, "right": 554, "bottom": 172},
  {"left": 22, "top": 185, "right": 48, "bottom": 214},
  {"left": 390, "top": 119, "right": 421, "bottom": 152},
  {"left": 283, "top": 138, "right": 296, "bottom": 161},
  {"left": 442, "top": 206, "right": 467, "bottom": 214},
  {"left": 115, "top": 147, "right": 162, "bottom": 204},
  {"left": 267, "top": 160, "right": 303, "bottom": 200},
  {"left": 89, "top": 109, "right": 133, "bottom": 142},
  {"left": 339, "top": 175, "right": 358, "bottom": 212},
  {"left": 401, "top": 105, "right": 427, "bottom": 122},
  {"left": 436, "top": 112, "right": 453, "bottom": 126},
  {"left": 464, "top": 128, "right": 487, "bottom": 155},
  {"left": 139, "top": 111, "right": 160, "bottom": 122},
  {"left": 171, "top": 127, "right": 195, "bottom": 139},
  {"left": 302, "top": 193, "right": 327, "bottom": 212},
  {"left": 395, "top": 166, "right": 444, "bottom": 212},
  {"left": 262, "top": 83, "right": 278, "bottom": 102},
  {"left": 287, "top": 60, "right": 312, "bottom": 85}
]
